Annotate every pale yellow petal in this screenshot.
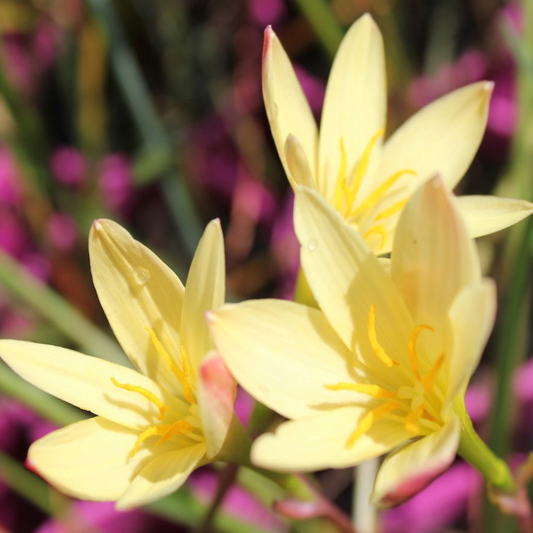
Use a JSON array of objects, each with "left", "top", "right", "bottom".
[
  {"left": 444, "top": 279, "right": 496, "bottom": 408},
  {"left": 318, "top": 14, "right": 386, "bottom": 202},
  {"left": 392, "top": 177, "right": 480, "bottom": 332},
  {"left": 285, "top": 134, "right": 317, "bottom": 188},
  {"left": 457, "top": 195, "right": 533, "bottom": 237},
  {"left": 208, "top": 299, "right": 357, "bottom": 420},
  {"left": 89, "top": 219, "right": 185, "bottom": 394},
  {"left": 294, "top": 187, "right": 414, "bottom": 370},
  {"left": 197, "top": 351, "right": 236, "bottom": 459},
  {"left": 376, "top": 81, "right": 492, "bottom": 200},
  {"left": 251, "top": 406, "right": 410, "bottom": 471},
  {"left": 28, "top": 417, "right": 149, "bottom": 501},
  {"left": 116, "top": 443, "right": 205, "bottom": 510},
  {"left": 0, "top": 340, "right": 186, "bottom": 429},
  {"left": 262, "top": 27, "right": 318, "bottom": 188},
  {"left": 371, "top": 417, "right": 460, "bottom": 508},
  {"left": 180, "top": 219, "right": 225, "bottom": 374}
]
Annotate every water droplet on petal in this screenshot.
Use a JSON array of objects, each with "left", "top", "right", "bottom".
[
  {"left": 308, "top": 239, "right": 317, "bottom": 251},
  {"left": 134, "top": 268, "right": 150, "bottom": 285},
  {"left": 271, "top": 103, "right": 279, "bottom": 118}
]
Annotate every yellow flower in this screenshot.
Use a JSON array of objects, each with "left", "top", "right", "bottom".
[
  {"left": 263, "top": 14, "right": 533, "bottom": 253},
  {"left": 0, "top": 219, "right": 239, "bottom": 510},
  {"left": 208, "top": 178, "right": 512, "bottom": 506}
]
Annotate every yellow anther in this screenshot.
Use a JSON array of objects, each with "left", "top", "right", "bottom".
[
  {"left": 407, "top": 324, "right": 434, "bottom": 382},
  {"left": 352, "top": 169, "right": 416, "bottom": 218},
  {"left": 325, "top": 382, "right": 397, "bottom": 399},
  {"left": 130, "top": 419, "right": 195, "bottom": 457},
  {"left": 145, "top": 327, "right": 184, "bottom": 380},
  {"left": 111, "top": 377, "right": 166, "bottom": 420},
  {"left": 145, "top": 327, "right": 196, "bottom": 405},
  {"left": 405, "top": 405, "right": 425, "bottom": 434},
  {"left": 423, "top": 353, "right": 446, "bottom": 393},
  {"left": 156, "top": 420, "right": 193, "bottom": 447},
  {"left": 367, "top": 305, "right": 399, "bottom": 367},
  {"left": 333, "top": 138, "right": 348, "bottom": 212},
  {"left": 130, "top": 425, "right": 163, "bottom": 457},
  {"left": 346, "top": 401, "right": 401, "bottom": 448},
  {"left": 363, "top": 225, "right": 387, "bottom": 250},
  {"left": 374, "top": 198, "right": 408, "bottom": 221},
  {"left": 348, "top": 128, "right": 385, "bottom": 202}
]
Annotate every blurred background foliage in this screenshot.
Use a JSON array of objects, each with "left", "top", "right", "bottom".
[{"left": 0, "top": 0, "right": 530, "bottom": 532}]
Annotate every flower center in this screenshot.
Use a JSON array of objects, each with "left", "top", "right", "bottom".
[
  {"left": 325, "top": 304, "right": 446, "bottom": 448},
  {"left": 332, "top": 130, "right": 416, "bottom": 250},
  {"left": 111, "top": 328, "right": 202, "bottom": 457}
]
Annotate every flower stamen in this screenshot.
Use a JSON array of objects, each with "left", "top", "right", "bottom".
[
  {"left": 405, "top": 405, "right": 425, "bottom": 434},
  {"left": 111, "top": 377, "right": 166, "bottom": 420},
  {"left": 156, "top": 420, "right": 193, "bottom": 447},
  {"left": 363, "top": 225, "right": 387, "bottom": 250},
  {"left": 130, "top": 426, "right": 161, "bottom": 457},
  {"left": 352, "top": 169, "right": 416, "bottom": 218},
  {"left": 368, "top": 305, "right": 399, "bottom": 367},
  {"left": 346, "top": 401, "right": 402, "bottom": 448},
  {"left": 325, "top": 382, "right": 397, "bottom": 399},
  {"left": 129, "top": 420, "right": 194, "bottom": 457},
  {"left": 374, "top": 198, "right": 408, "bottom": 221},
  {"left": 407, "top": 324, "right": 434, "bottom": 382},
  {"left": 423, "top": 353, "right": 446, "bottom": 393},
  {"left": 348, "top": 128, "right": 385, "bottom": 201},
  {"left": 333, "top": 138, "right": 348, "bottom": 213},
  {"left": 145, "top": 328, "right": 196, "bottom": 404}
]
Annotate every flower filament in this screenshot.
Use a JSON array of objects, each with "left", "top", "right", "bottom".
[
  {"left": 110, "top": 328, "right": 202, "bottom": 458},
  {"left": 145, "top": 327, "right": 195, "bottom": 404},
  {"left": 332, "top": 130, "right": 416, "bottom": 250},
  {"left": 325, "top": 304, "right": 446, "bottom": 448}
]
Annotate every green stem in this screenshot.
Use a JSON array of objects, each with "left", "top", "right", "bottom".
[
  {"left": 458, "top": 413, "right": 515, "bottom": 492},
  {"left": 489, "top": 216, "right": 533, "bottom": 458},
  {"left": 291, "top": 0, "right": 344, "bottom": 59},
  {"left": 0, "top": 248, "right": 126, "bottom": 365}
]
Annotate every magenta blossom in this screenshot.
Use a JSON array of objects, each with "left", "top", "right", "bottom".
[{"left": 49, "top": 147, "right": 89, "bottom": 187}]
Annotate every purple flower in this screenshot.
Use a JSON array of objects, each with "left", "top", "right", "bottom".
[
  {"left": 97, "top": 154, "right": 134, "bottom": 214},
  {"left": 49, "top": 147, "right": 89, "bottom": 187},
  {"left": 382, "top": 462, "right": 482, "bottom": 533},
  {"left": 189, "top": 470, "right": 285, "bottom": 532},
  {"left": 0, "top": 147, "right": 23, "bottom": 207},
  {"left": 247, "top": 0, "right": 287, "bottom": 27},
  {"left": 46, "top": 213, "right": 79, "bottom": 252}
]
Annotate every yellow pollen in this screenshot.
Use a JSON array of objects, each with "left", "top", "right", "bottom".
[
  {"left": 363, "top": 225, "right": 387, "bottom": 250},
  {"left": 145, "top": 328, "right": 196, "bottom": 404},
  {"left": 110, "top": 378, "right": 166, "bottom": 420},
  {"left": 407, "top": 324, "right": 434, "bottom": 382},
  {"left": 352, "top": 169, "right": 416, "bottom": 218},
  {"left": 325, "top": 382, "right": 397, "bottom": 399},
  {"left": 423, "top": 353, "right": 446, "bottom": 393},
  {"left": 346, "top": 401, "right": 401, "bottom": 449},
  {"left": 374, "top": 198, "right": 409, "bottom": 221},
  {"left": 156, "top": 420, "right": 193, "bottom": 447},
  {"left": 405, "top": 405, "right": 425, "bottom": 434},
  {"left": 348, "top": 128, "right": 385, "bottom": 202}
]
